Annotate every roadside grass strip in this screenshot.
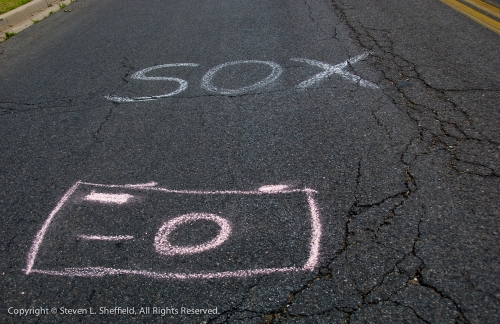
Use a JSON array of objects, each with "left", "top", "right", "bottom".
[
  {"left": 0, "top": 0, "right": 73, "bottom": 42},
  {"left": 441, "top": 0, "right": 500, "bottom": 34},
  {"left": 0, "top": 0, "right": 32, "bottom": 15}
]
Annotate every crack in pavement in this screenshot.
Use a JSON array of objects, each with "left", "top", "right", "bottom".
[
  {"left": 410, "top": 212, "right": 470, "bottom": 323},
  {"left": 249, "top": 0, "right": 499, "bottom": 322},
  {"left": 2, "top": 1, "right": 495, "bottom": 322},
  {"left": 327, "top": 1, "right": 490, "bottom": 322},
  {"left": 304, "top": 0, "right": 338, "bottom": 41},
  {"left": 92, "top": 105, "right": 115, "bottom": 141},
  {"left": 205, "top": 281, "right": 263, "bottom": 324}
]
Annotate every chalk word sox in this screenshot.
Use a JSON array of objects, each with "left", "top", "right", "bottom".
[{"left": 105, "top": 52, "right": 378, "bottom": 103}]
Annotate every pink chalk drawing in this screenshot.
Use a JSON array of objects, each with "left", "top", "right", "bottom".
[
  {"left": 25, "top": 181, "right": 322, "bottom": 280},
  {"left": 155, "top": 213, "right": 232, "bottom": 256},
  {"left": 84, "top": 191, "right": 134, "bottom": 204},
  {"left": 77, "top": 235, "right": 134, "bottom": 241},
  {"left": 258, "top": 184, "right": 291, "bottom": 193}
]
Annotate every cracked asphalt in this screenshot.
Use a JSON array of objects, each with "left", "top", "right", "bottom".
[{"left": 0, "top": 0, "right": 499, "bottom": 323}]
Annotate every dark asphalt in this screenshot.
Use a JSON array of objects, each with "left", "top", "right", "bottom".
[{"left": 1, "top": 0, "right": 499, "bottom": 323}]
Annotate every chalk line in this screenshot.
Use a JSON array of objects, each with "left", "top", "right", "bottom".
[
  {"left": 25, "top": 181, "right": 81, "bottom": 274},
  {"left": 78, "top": 181, "right": 317, "bottom": 195},
  {"left": 291, "top": 52, "right": 379, "bottom": 89},
  {"left": 201, "top": 60, "right": 283, "bottom": 95},
  {"left": 258, "top": 184, "right": 290, "bottom": 193},
  {"left": 124, "top": 182, "right": 157, "bottom": 188},
  {"left": 77, "top": 235, "right": 134, "bottom": 241},
  {"left": 83, "top": 191, "right": 134, "bottom": 204},
  {"left": 30, "top": 266, "right": 303, "bottom": 280},
  {"left": 304, "top": 189, "right": 321, "bottom": 270}
]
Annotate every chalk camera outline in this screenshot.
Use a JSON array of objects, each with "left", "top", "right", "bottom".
[{"left": 25, "top": 181, "right": 322, "bottom": 280}]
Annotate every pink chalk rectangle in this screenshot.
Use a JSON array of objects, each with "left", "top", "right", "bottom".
[
  {"left": 25, "top": 181, "right": 321, "bottom": 280},
  {"left": 83, "top": 191, "right": 134, "bottom": 204}
]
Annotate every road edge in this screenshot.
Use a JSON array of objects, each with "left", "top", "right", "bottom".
[{"left": 0, "top": 0, "right": 72, "bottom": 41}]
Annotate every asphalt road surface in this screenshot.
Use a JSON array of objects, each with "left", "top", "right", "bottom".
[{"left": 1, "top": 0, "right": 499, "bottom": 323}]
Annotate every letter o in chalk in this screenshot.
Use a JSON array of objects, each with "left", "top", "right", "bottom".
[
  {"left": 154, "top": 213, "right": 231, "bottom": 255},
  {"left": 201, "top": 60, "right": 283, "bottom": 95}
]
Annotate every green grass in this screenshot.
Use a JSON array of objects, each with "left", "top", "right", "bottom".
[
  {"left": 5, "top": 31, "right": 16, "bottom": 39},
  {"left": 0, "top": 0, "right": 33, "bottom": 15}
]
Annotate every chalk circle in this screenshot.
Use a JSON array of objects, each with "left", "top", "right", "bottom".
[
  {"left": 154, "top": 213, "right": 232, "bottom": 256},
  {"left": 201, "top": 60, "right": 283, "bottom": 95}
]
